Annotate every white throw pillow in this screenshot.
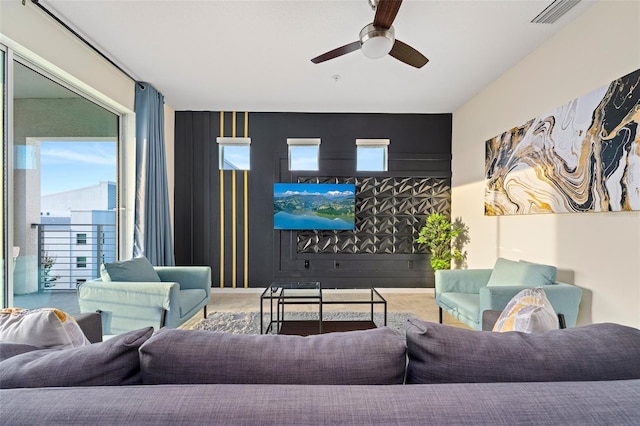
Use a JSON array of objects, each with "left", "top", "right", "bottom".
[
  {"left": 0, "top": 308, "right": 90, "bottom": 349},
  {"left": 493, "top": 287, "right": 559, "bottom": 333}
]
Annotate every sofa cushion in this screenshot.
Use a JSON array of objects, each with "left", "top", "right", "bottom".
[
  {"left": 493, "top": 287, "right": 559, "bottom": 333},
  {"left": 0, "top": 308, "right": 89, "bottom": 349},
  {"left": 439, "top": 292, "right": 480, "bottom": 324},
  {"left": 178, "top": 289, "right": 207, "bottom": 316},
  {"left": 100, "top": 256, "right": 160, "bottom": 282},
  {"left": 140, "top": 327, "right": 406, "bottom": 385},
  {"left": 486, "top": 257, "right": 556, "bottom": 287},
  {"left": 0, "top": 342, "right": 41, "bottom": 361},
  {"left": 405, "top": 319, "right": 640, "bottom": 384},
  {"left": 2, "top": 381, "right": 640, "bottom": 425},
  {"left": 0, "top": 327, "right": 153, "bottom": 388}
]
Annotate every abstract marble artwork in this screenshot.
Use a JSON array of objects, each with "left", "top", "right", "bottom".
[{"left": 485, "top": 68, "right": 640, "bottom": 215}]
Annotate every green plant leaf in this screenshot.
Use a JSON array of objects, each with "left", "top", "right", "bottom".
[{"left": 417, "top": 212, "right": 468, "bottom": 271}]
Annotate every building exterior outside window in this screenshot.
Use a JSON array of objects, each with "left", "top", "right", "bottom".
[{"left": 39, "top": 181, "right": 117, "bottom": 289}]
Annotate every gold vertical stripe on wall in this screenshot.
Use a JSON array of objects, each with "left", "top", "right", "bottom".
[
  {"left": 232, "top": 111, "right": 237, "bottom": 138},
  {"left": 218, "top": 111, "right": 249, "bottom": 288},
  {"left": 231, "top": 111, "right": 237, "bottom": 288},
  {"left": 219, "top": 112, "right": 225, "bottom": 288},
  {"left": 244, "top": 170, "right": 248, "bottom": 288},
  {"left": 232, "top": 168, "right": 237, "bottom": 289},
  {"left": 219, "top": 170, "right": 224, "bottom": 288},
  {"left": 244, "top": 111, "right": 249, "bottom": 288}
]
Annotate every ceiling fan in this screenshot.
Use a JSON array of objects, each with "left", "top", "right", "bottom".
[{"left": 310, "top": 0, "right": 428, "bottom": 69}]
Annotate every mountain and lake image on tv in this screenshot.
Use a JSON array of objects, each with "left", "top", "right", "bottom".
[{"left": 274, "top": 183, "right": 356, "bottom": 230}]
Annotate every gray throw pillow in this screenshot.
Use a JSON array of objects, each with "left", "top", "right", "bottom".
[
  {"left": 0, "top": 342, "right": 41, "bottom": 361},
  {"left": 140, "top": 327, "right": 407, "bottom": 385},
  {"left": 0, "top": 327, "right": 153, "bottom": 388},
  {"left": 405, "top": 319, "right": 640, "bottom": 384},
  {"left": 101, "top": 256, "right": 160, "bottom": 282}
]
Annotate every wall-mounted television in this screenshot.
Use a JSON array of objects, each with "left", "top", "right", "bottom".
[{"left": 274, "top": 183, "right": 356, "bottom": 230}]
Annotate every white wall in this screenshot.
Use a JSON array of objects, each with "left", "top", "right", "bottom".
[
  {"left": 0, "top": 0, "right": 134, "bottom": 112},
  {"left": 452, "top": 0, "right": 640, "bottom": 328},
  {"left": 1, "top": 0, "right": 177, "bottom": 260}
]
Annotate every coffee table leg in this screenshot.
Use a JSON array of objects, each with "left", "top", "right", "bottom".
[
  {"left": 319, "top": 289, "right": 323, "bottom": 334},
  {"left": 370, "top": 289, "right": 374, "bottom": 324},
  {"left": 384, "top": 301, "right": 387, "bottom": 326},
  {"left": 260, "top": 296, "right": 264, "bottom": 334},
  {"left": 277, "top": 296, "right": 282, "bottom": 334}
]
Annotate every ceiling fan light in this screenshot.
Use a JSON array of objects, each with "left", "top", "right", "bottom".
[{"left": 360, "top": 24, "right": 395, "bottom": 59}]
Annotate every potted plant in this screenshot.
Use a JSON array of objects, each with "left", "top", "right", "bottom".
[{"left": 416, "top": 213, "right": 468, "bottom": 271}]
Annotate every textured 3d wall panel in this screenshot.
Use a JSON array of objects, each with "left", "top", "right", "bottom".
[{"left": 297, "top": 177, "right": 451, "bottom": 254}]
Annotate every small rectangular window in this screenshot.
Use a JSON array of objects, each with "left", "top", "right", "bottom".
[
  {"left": 76, "top": 256, "right": 87, "bottom": 268},
  {"left": 76, "top": 233, "right": 87, "bottom": 245},
  {"left": 76, "top": 279, "right": 87, "bottom": 287},
  {"left": 356, "top": 139, "right": 389, "bottom": 171},
  {"left": 217, "top": 137, "right": 251, "bottom": 170},
  {"left": 287, "top": 138, "right": 321, "bottom": 171}
]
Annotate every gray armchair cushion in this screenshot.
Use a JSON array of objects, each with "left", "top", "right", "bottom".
[
  {"left": 100, "top": 256, "right": 160, "bottom": 282},
  {"left": 140, "top": 327, "right": 407, "bottom": 385},
  {"left": 406, "top": 319, "right": 640, "bottom": 384},
  {"left": 0, "top": 327, "right": 153, "bottom": 388}
]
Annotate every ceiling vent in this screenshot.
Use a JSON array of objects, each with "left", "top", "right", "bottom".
[{"left": 531, "top": 0, "right": 581, "bottom": 24}]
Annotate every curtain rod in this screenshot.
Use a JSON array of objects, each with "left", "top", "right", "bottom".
[{"left": 30, "top": 0, "right": 142, "bottom": 87}]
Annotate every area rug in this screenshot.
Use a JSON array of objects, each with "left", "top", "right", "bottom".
[{"left": 192, "top": 311, "right": 419, "bottom": 340}]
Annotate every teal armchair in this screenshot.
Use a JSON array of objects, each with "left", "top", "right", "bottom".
[
  {"left": 78, "top": 266, "right": 211, "bottom": 336},
  {"left": 435, "top": 259, "right": 582, "bottom": 330}
]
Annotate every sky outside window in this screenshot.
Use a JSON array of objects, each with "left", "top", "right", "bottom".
[
  {"left": 219, "top": 145, "right": 250, "bottom": 170},
  {"left": 289, "top": 145, "right": 319, "bottom": 170},
  {"left": 357, "top": 146, "right": 387, "bottom": 171},
  {"left": 40, "top": 141, "right": 117, "bottom": 195}
]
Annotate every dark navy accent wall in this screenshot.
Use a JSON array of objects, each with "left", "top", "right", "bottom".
[{"left": 175, "top": 112, "right": 452, "bottom": 288}]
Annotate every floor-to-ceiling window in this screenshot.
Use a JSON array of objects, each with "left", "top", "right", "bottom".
[
  {"left": 4, "top": 55, "right": 119, "bottom": 313},
  {"left": 1, "top": 48, "right": 5, "bottom": 308}
]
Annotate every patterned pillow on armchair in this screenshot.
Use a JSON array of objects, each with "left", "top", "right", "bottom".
[{"left": 493, "top": 287, "right": 559, "bottom": 333}]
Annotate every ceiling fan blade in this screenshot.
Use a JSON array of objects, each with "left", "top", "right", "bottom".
[
  {"left": 311, "top": 41, "right": 361, "bottom": 64},
  {"left": 373, "top": 0, "right": 403, "bottom": 29},
  {"left": 389, "top": 39, "right": 428, "bottom": 68}
]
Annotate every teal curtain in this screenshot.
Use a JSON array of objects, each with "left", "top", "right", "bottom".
[{"left": 133, "top": 83, "right": 175, "bottom": 266}]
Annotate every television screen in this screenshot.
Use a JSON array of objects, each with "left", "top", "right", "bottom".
[{"left": 274, "top": 183, "right": 356, "bottom": 230}]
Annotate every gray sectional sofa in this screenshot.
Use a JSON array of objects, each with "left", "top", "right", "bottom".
[{"left": 2, "top": 316, "right": 640, "bottom": 425}]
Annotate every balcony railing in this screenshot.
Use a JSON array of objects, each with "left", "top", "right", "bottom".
[{"left": 32, "top": 223, "right": 117, "bottom": 292}]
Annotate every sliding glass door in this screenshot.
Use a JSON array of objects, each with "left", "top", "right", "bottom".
[
  {"left": 2, "top": 49, "right": 120, "bottom": 313},
  {"left": 1, "top": 48, "right": 5, "bottom": 308}
]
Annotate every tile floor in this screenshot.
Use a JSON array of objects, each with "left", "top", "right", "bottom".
[
  {"left": 12, "top": 286, "right": 469, "bottom": 331},
  {"left": 180, "top": 288, "right": 469, "bottom": 330}
]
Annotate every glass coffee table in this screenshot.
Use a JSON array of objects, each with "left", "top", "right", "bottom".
[{"left": 260, "top": 282, "right": 387, "bottom": 335}]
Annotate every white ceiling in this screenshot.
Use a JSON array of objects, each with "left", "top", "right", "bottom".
[{"left": 41, "top": 0, "right": 596, "bottom": 113}]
